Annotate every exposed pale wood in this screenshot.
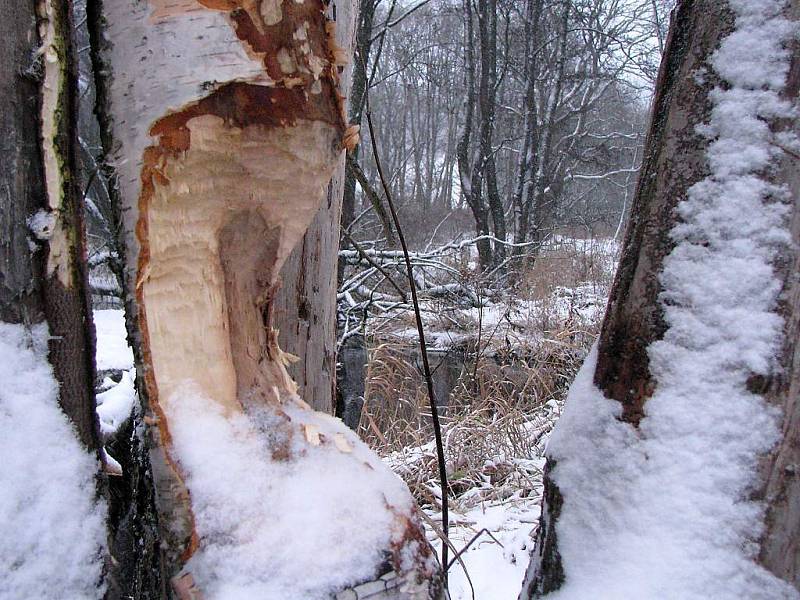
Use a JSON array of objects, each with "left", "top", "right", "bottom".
[{"left": 141, "top": 115, "right": 340, "bottom": 414}]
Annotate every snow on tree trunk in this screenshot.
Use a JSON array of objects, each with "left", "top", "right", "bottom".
[
  {"left": 520, "top": 0, "right": 800, "bottom": 597},
  {"left": 0, "top": 0, "right": 107, "bottom": 597},
  {"left": 90, "top": 1, "right": 442, "bottom": 597}
]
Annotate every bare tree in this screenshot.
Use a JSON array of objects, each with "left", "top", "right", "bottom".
[
  {"left": 457, "top": 0, "right": 494, "bottom": 271},
  {"left": 351, "top": 0, "right": 653, "bottom": 280}
]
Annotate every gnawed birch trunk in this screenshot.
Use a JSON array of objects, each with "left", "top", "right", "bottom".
[
  {"left": 90, "top": 1, "right": 442, "bottom": 596},
  {"left": 520, "top": 0, "right": 800, "bottom": 596}
]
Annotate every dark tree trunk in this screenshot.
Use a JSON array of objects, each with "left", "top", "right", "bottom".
[
  {"left": 592, "top": 0, "right": 728, "bottom": 425},
  {"left": 476, "top": 0, "right": 506, "bottom": 268},
  {"left": 0, "top": 0, "right": 98, "bottom": 450},
  {"left": 521, "top": 3, "right": 734, "bottom": 593},
  {"left": 521, "top": 1, "right": 569, "bottom": 265},
  {"left": 511, "top": 0, "right": 543, "bottom": 258},
  {"left": 0, "top": 1, "right": 46, "bottom": 325},
  {"left": 336, "top": 332, "right": 368, "bottom": 430},
  {"left": 339, "top": 0, "right": 376, "bottom": 243},
  {"left": 756, "top": 22, "right": 800, "bottom": 584},
  {"left": 457, "top": 0, "right": 493, "bottom": 271}
]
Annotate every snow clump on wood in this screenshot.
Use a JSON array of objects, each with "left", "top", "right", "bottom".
[{"left": 165, "top": 388, "right": 432, "bottom": 599}]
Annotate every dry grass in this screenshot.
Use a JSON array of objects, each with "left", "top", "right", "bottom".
[
  {"left": 521, "top": 237, "right": 617, "bottom": 301},
  {"left": 359, "top": 327, "right": 595, "bottom": 510},
  {"left": 356, "top": 236, "right": 616, "bottom": 511}
]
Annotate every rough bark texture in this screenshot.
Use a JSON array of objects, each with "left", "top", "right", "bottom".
[
  {"left": 756, "top": 4, "right": 800, "bottom": 583},
  {"left": 336, "top": 332, "right": 368, "bottom": 430},
  {"left": 522, "top": 0, "right": 726, "bottom": 590},
  {"left": 518, "top": 461, "right": 563, "bottom": 599},
  {"left": 274, "top": 158, "right": 345, "bottom": 414},
  {"left": 103, "top": 417, "right": 167, "bottom": 600},
  {"left": 592, "top": 0, "right": 732, "bottom": 425},
  {"left": 42, "top": 0, "right": 100, "bottom": 449},
  {"left": 0, "top": 0, "right": 46, "bottom": 325}
]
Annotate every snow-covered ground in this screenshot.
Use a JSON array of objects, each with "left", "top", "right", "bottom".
[
  {"left": 93, "top": 309, "right": 138, "bottom": 476},
  {"left": 0, "top": 324, "right": 107, "bottom": 600},
  {"left": 94, "top": 308, "right": 134, "bottom": 372},
  {"left": 384, "top": 399, "right": 565, "bottom": 600},
  {"left": 364, "top": 238, "right": 618, "bottom": 599},
  {"left": 435, "top": 500, "right": 543, "bottom": 600}
]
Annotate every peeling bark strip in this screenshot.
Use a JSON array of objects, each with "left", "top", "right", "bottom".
[
  {"left": 91, "top": 1, "right": 440, "bottom": 595},
  {"left": 34, "top": 0, "right": 100, "bottom": 450}
]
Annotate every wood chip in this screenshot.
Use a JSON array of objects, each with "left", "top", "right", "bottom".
[
  {"left": 293, "top": 396, "right": 313, "bottom": 410},
  {"left": 304, "top": 424, "right": 321, "bottom": 446},
  {"left": 334, "top": 433, "right": 353, "bottom": 453},
  {"left": 172, "top": 572, "right": 204, "bottom": 600},
  {"left": 272, "top": 385, "right": 282, "bottom": 404}
]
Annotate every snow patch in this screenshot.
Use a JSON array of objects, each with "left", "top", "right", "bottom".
[
  {"left": 439, "top": 501, "right": 542, "bottom": 600},
  {"left": 93, "top": 309, "right": 134, "bottom": 371},
  {"left": 27, "top": 209, "right": 56, "bottom": 241},
  {"left": 0, "top": 323, "right": 106, "bottom": 600},
  {"left": 542, "top": 1, "right": 799, "bottom": 598},
  {"left": 96, "top": 369, "right": 137, "bottom": 437}
]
